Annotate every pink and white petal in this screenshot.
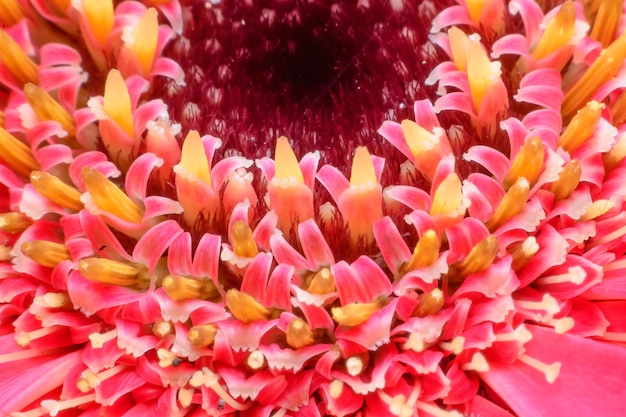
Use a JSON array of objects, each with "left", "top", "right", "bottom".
[
  {"left": 264, "top": 264, "right": 293, "bottom": 311},
  {"left": 434, "top": 92, "right": 475, "bottom": 117},
  {"left": 384, "top": 185, "right": 431, "bottom": 211},
  {"left": 192, "top": 232, "right": 222, "bottom": 281},
  {"left": 133, "top": 99, "right": 167, "bottom": 137},
  {"left": 217, "top": 320, "right": 279, "bottom": 352},
  {"left": 373, "top": 216, "right": 411, "bottom": 275},
  {"left": 334, "top": 299, "right": 398, "bottom": 350},
  {"left": 463, "top": 146, "right": 510, "bottom": 182},
  {"left": 219, "top": 367, "right": 288, "bottom": 403},
  {"left": 378, "top": 120, "right": 413, "bottom": 162},
  {"left": 34, "top": 144, "right": 73, "bottom": 172},
  {"left": 253, "top": 211, "right": 278, "bottom": 252},
  {"left": 466, "top": 395, "right": 515, "bottom": 417},
  {"left": 453, "top": 257, "right": 519, "bottom": 300},
  {"left": 513, "top": 68, "right": 563, "bottom": 111},
  {"left": 431, "top": 5, "right": 473, "bottom": 33},
  {"left": 152, "top": 57, "right": 185, "bottom": 85},
  {"left": 481, "top": 325, "right": 626, "bottom": 417},
  {"left": 79, "top": 210, "right": 133, "bottom": 261},
  {"left": 298, "top": 219, "right": 335, "bottom": 267},
  {"left": 260, "top": 343, "right": 331, "bottom": 373},
  {"left": 333, "top": 260, "right": 382, "bottom": 305},
  {"left": 167, "top": 232, "right": 193, "bottom": 276},
  {"left": 143, "top": 195, "right": 184, "bottom": 219},
  {"left": 270, "top": 234, "right": 311, "bottom": 273},
  {"left": 492, "top": 34, "right": 530, "bottom": 58},
  {"left": 299, "top": 151, "right": 321, "bottom": 191},
  {"left": 293, "top": 298, "right": 336, "bottom": 330},
  {"left": 67, "top": 270, "right": 147, "bottom": 315},
  {"left": 125, "top": 152, "right": 163, "bottom": 201},
  {"left": 316, "top": 164, "right": 350, "bottom": 205},
  {"left": 95, "top": 369, "right": 146, "bottom": 406},
  {"left": 133, "top": 220, "right": 184, "bottom": 272},
  {"left": 69, "top": 151, "right": 122, "bottom": 191},
  {"left": 212, "top": 156, "right": 253, "bottom": 191},
  {"left": 446, "top": 217, "right": 491, "bottom": 263},
  {"left": 240, "top": 253, "right": 273, "bottom": 301}
]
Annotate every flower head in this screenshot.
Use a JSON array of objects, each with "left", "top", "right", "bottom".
[{"left": 1, "top": 1, "right": 626, "bottom": 416}]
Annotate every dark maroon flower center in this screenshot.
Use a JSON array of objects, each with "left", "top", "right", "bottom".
[{"left": 155, "top": 0, "right": 450, "bottom": 172}]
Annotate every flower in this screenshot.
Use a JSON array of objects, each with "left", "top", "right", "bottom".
[{"left": 1, "top": 0, "right": 626, "bottom": 416}]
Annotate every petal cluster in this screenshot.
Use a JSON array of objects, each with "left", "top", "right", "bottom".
[{"left": 1, "top": 1, "right": 626, "bottom": 417}]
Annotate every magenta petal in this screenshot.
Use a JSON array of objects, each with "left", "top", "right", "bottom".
[
  {"left": 133, "top": 220, "right": 183, "bottom": 272},
  {"left": 167, "top": 232, "right": 193, "bottom": 276},
  {"left": 298, "top": 219, "right": 335, "bottom": 267},
  {"left": 192, "top": 232, "right": 221, "bottom": 280},
  {"left": 373, "top": 216, "right": 411, "bottom": 276},
  {"left": 482, "top": 325, "right": 626, "bottom": 417}
]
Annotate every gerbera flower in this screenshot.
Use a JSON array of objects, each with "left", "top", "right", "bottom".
[{"left": 1, "top": 0, "right": 626, "bottom": 416}]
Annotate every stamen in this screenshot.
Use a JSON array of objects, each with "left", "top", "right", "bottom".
[
  {"left": 403, "top": 331, "right": 428, "bottom": 352},
  {"left": 231, "top": 221, "right": 258, "bottom": 258},
  {"left": 378, "top": 386, "right": 422, "bottom": 417},
  {"left": 21, "top": 240, "right": 71, "bottom": 268},
  {"left": 580, "top": 199, "right": 613, "bottom": 221},
  {"left": 603, "top": 258, "right": 626, "bottom": 272},
  {"left": 88, "top": 329, "right": 117, "bottom": 348},
  {"left": 179, "top": 130, "right": 212, "bottom": 187},
  {"left": 430, "top": 173, "right": 464, "bottom": 217},
  {"left": 549, "top": 160, "right": 581, "bottom": 201},
  {"left": 188, "top": 324, "right": 218, "bottom": 348},
  {"left": 510, "top": 236, "right": 539, "bottom": 270},
  {"left": 82, "top": 0, "right": 114, "bottom": 45},
  {"left": 416, "top": 401, "right": 464, "bottom": 417},
  {"left": 517, "top": 354, "right": 561, "bottom": 383},
  {"left": 157, "top": 348, "right": 178, "bottom": 367},
  {"left": 559, "top": 101, "right": 604, "bottom": 153},
  {"left": 449, "top": 235, "right": 498, "bottom": 278},
  {"left": 52, "top": 0, "right": 71, "bottom": 15},
  {"left": 23, "top": 83, "right": 76, "bottom": 137},
  {"left": 0, "top": 347, "right": 65, "bottom": 364},
  {"left": 286, "top": 318, "right": 315, "bottom": 349},
  {"left": 413, "top": 288, "right": 445, "bottom": 317},
  {"left": 400, "top": 229, "right": 440, "bottom": 273},
  {"left": 494, "top": 324, "right": 533, "bottom": 343},
  {"left": 464, "top": 0, "right": 484, "bottom": 25},
  {"left": 588, "top": 0, "right": 623, "bottom": 47},
  {"left": 0, "top": 0, "right": 25, "bottom": 26},
  {"left": 0, "top": 126, "right": 40, "bottom": 177},
  {"left": 531, "top": 1, "right": 576, "bottom": 60},
  {"left": 0, "top": 29, "right": 39, "bottom": 85},
  {"left": 329, "top": 380, "right": 344, "bottom": 399},
  {"left": 610, "top": 93, "right": 626, "bottom": 126},
  {"left": 189, "top": 367, "right": 251, "bottom": 411},
  {"left": 124, "top": 8, "right": 159, "bottom": 75},
  {"left": 78, "top": 258, "right": 150, "bottom": 289},
  {"left": 515, "top": 294, "right": 560, "bottom": 316},
  {"left": 16, "top": 326, "right": 62, "bottom": 347},
  {"left": 503, "top": 137, "right": 544, "bottom": 190},
  {"left": 152, "top": 320, "right": 174, "bottom": 338},
  {"left": 588, "top": 222, "right": 626, "bottom": 248},
  {"left": 448, "top": 27, "right": 471, "bottom": 72},
  {"left": 331, "top": 299, "right": 384, "bottom": 327},
  {"left": 246, "top": 350, "right": 266, "bottom": 370},
  {"left": 0, "top": 212, "right": 32, "bottom": 233},
  {"left": 486, "top": 177, "right": 529, "bottom": 232},
  {"left": 33, "top": 292, "right": 71, "bottom": 309},
  {"left": 40, "top": 393, "right": 97, "bottom": 417},
  {"left": 535, "top": 266, "right": 586, "bottom": 285},
  {"left": 275, "top": 136, "right": 304, "bottom": 184},
  {"left": 345, "top": 354, "right": 368, "bottom": 377},
  {"left": 178, "top": 388, "right": 194, "bottom": 408},
  {"left": 603, "top": 133, "right": 626, "bottom": 172},
  {"left": 307, "top": 268, "right": 336, "bottom": 294},
  {"left": 225, "top": 289, "right": 272, "bottom": 323},
  {"left": 162, "top": 275, "right": 218, "bottom": 301},
  {"left": 440, "top": 336, "right": 465, "bottom": 354},
  {"left": 344, "top": 147, "right": 383, "bottom": 245},
  {"left": 103, "top": 69, "right": 134, "bottom": 138},
  {"left": 30, "top": 171, "right": 83, "bottom": 211},
  {"left": 466, "top": 38, "right": 502, "bottom": 113},
  {"left": 461, "top": 352, "right": 490, "bottom": 372},
  {"left": 562, "top": 33, "right": 626, "bottom": 120},
  {"left": 77, "top": 365, "right": 126, "bottom": 392},
  {"left": 81, "top": 167, "right": 145, "bottom": 223},
  {"left": 545, "top": 317, "right": 575, "bottom": 334},
  {"left": 400, "top": 120, "right": 449, "bottom": 181}
]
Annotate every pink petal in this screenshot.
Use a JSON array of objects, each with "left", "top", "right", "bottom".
[
  {"left": 298, "top": 219, "right": 335, "bottom": 267},
  {"left": 335, "top": 299, "right": 398, "bottom": 350},
  {"left": 167, "top": 232, "right": 193, "bottom": 276},
  {"left": 133, "top": 220, "right": 184, "bottom": 272},
  {"left": 373, "top": 216, "right": 411, "bottom": 276},
  {"left": 125, "top": 152, "right": 163, "bottom": 201},
  {"left": 482, "top": 325, "right": 626, "bottom": 417}
]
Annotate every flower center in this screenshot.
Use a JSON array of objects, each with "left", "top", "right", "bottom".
[{"left": 155, "top": 0, "right": 448, "bottom": 168}]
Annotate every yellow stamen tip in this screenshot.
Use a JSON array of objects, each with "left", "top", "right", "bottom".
[
  {"left": 349, "top": 147, "right": 377, "bottom": 187},
  {"left": 559, "top": 100, "right": 604, "bottom": 153},
  {"left": 430, "top": 173, "right": 465, "bottom": 217},
  {"left": 188, "top": 324, "right": 218, "bottom": 348},
  {"left": 0, "top": 126, "right": 40, "bottom": 177},
  {"left": 79, "top": 257, "right": 149, "bottom": 289},
  {"left": 83, "top": 0, "right": 114, "bottom": 45},
  {"left": 285, "top": 318, "right": 316, "bottom": 349},
  {"left": 225, "top": 289, "right": 271, "bottom": 323},
  {"left": 331, "top": 299, "right": 384, "bottom": 327},
  {"left": 231, "top": 220, "right": 258, "bottom": 258},
  {"left": 274, "top": 136, "right": 304, "bottom": 183},
  {"left": 81, "top": 167, "right": 144, "bottom": 223},
  {"left": 466, "top": 39, "right": 501, "bottom": 113},
  {"left": 30, "top": 171, "right": 83, "bottom": 211},
  {"left": 531, "top": 1, "right": 575, "bottom": 60},
  {"left": 162, "top": 275, "right": 218, "bottom": 301},
  {"left": 21, "top": 240, "right": 71, "bottom": 268},
  {"left": 504, "top": 137, "right": 544, "bottom": 189},
  {"left": 549, "top": 160, "right": 582, "bottom": 201},
  {"left": 0, "top": 29, "right": 39, "bottom": 85},
  {"left": 449, "top": 235, "right": 498, "bottom": 278},
  {"left": 131, "top": 8, "right": 159, "bottom": 75},
  {"left": 24, "top": 83, "right": 76, "bottom": 137},
  {"left": 448, "top": 26, "right": 470, "bottom": 72},
  {"left": 307, "top": 268, "right": 336, "bottom": 294},
  {"left": 103, "top": 69, "right": 134, "bottom": 138},
  {"left": 180, "top": 130, "right": 213, "bottom": 187},
  {"left": 401, "top": 229, "right": 441, "bottom": 273},
  {"left": 413, "top": 288, "right": 445, "bottom": 317},
  {"left": 486, "top": 177, "right": 529, "bottom": 231}
]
